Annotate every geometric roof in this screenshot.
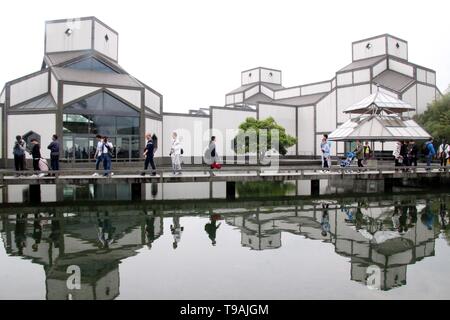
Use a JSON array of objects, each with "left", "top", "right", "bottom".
[
  {"left": 373, "top": 70, "right": 415, "bottom": 93},
  {"left": 343, "top": 90, "right": 415, "bottom": 114},
  {"left": 10, "top": 94, "right": 57, "bottom": 110},
  {"left": 328, "top": 114, "right": 431, "bottom": 141}
]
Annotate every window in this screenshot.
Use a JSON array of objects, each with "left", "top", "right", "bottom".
[
  {"left": 67, "top": 58, "right": 118, "bottom": 73},
  {"left": 64, "top": 91, "right": 139, "bottom": 116},
  {"left": 63, "top": 91, "right": 140, "bottom": 162}
]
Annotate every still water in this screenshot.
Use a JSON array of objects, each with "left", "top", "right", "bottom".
[{"left": 0, "top": 182, "right": 449, "bottom": 300}]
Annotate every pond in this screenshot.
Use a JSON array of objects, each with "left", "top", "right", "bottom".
[{"left": 0, "top": 182, "right": 449, "bottom": 300}]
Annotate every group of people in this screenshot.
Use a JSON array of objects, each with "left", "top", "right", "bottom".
[
  {"left": 13, "top": 134, "right": 60, "bottom": 177},
  {"left": 320, "top": 134, "right": 449, "bottom": 171},
  {"left": 393, "top": 138, "right": 449, "bottom": 171},
  {"left": 12, "top": 131, "right": 223, "bottom": 177}
]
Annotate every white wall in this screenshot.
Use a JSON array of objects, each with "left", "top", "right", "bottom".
[
  {"left": 416, "top": 84, "right": 436, "bottom": 114},
  {"left": 260, "top": 85, "right": 274, "bottom": 99},
  {"left": 388, "top": 59, "right": 414, "bottom": 77},
  {"left": 352, "top": 36, "right": 386, "bottom": 61},
  {"left": 63, "top": 84, "right": 99, "bottom": 104},
  {"left": 387, "top": 36, "right": 408, "bottom": 60},
  {"left": 426, "top": 71, "right": 436, "bottom": 85},
  {"left": 10, "top": 72, "right": 49, "bottom": 106},
  {"left": 244, "top": 85, "right": 260, "bottom": 99},
  {"left": 297, "top": 106, "right": 315, "bottom": 156},
  {"left": 336, "top": 84, "right": 371, "bottom": 123},
  {"left": 259, "top": 104, "right": 296, "bottom": 155},
  {"left": 211, "top": 108, "right": 256, "bottom": 158},
  {"left": 108, "top": 88, "right": 141, "bottom": 108},
  {"left": 45, "top": 19, "right": 93, "bottom": 53},
  {"left": 373, "top": 59, "right": 387, "bottom": 77},
  {"left": 301, "top": 82, "right": 331, "bottom": 95},
  {"left": 94, "top": 20, "right": 118, "bottom": 61},
  {"left": 274, "top": 87, "right": 300, "bottom": 100},
  {"left": 50, "top": 72, "right": 58, "bottom": 103},
  {"left": 401, "top": 84, "right": 417, "bottom": 116},
  {"left": 316, "top": 90, "right": 336, "bottom": 133},
  {"left": 145, "top": 118, "right": 162, "bottom": 157},
  {"left": 337, "top": 72, "right": 352, "bottom": 86},
  {"left": 163, "top": 182, "right": 210, "bottom": 200},
  {"left": 7, "top": 113, "right": 56, "bottom": 159},
  {"left": 145, "top": 89, "right": 161, "bottom": 114},
  {"left": 353, "top": 69, "right": 370, "bottom": 83},
  {"left": 260, "top": 69, "right": 281, "bottom": 84},
  {"left": 241, "top": 69, "right": 260, "bottom": 85},
  {"left": 416, "top": 68, "right": 427, "bottom": 82},
  {"left": 162, "top": 114, "right": 209, "bottom": 157}
]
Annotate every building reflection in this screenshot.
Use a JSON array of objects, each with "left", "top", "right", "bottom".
[{"left": 0, "top": 197, "right": 444, "bottom": 298}]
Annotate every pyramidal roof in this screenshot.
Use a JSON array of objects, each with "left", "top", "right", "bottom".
[{"left": 343, "top": 89, "right": 415, "bottom": 114}]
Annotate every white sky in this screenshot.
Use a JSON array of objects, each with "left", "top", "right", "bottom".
[{"left": 0, "top": 0, "right": 449, "bottom": 112}]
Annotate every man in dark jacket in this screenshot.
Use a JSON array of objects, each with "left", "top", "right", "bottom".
[
  {"left": 142, "top": 133, "right": 156, "bottom": 176},
  {"left": 30, "top": 138, "right": 41, "bottom": 171},
  {"left": 400, "top": 141, "right": 409, "bottom": 167},
  {"left": 47, "top": 134, "right": 60, "bottom": 171},
  {"left": 408, "top": 140, "right": 418, "bottom": 167},
  {"left": 13, "top": 135, "right": 26, "bottom": 174}
]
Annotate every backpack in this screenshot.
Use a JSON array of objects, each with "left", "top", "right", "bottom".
[
  {"left": 423, "top": 143, "right": 430, "bottom": 156},
  {"left": 13, "top": 142, "right": 25, "bottom": 157},
  {"left": 180, "top": 148, "right": 184, "bottom": 155}
]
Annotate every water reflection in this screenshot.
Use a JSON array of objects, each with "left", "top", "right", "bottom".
[{"left": 0, "top": 194, "right": 448, "bottom": 299}]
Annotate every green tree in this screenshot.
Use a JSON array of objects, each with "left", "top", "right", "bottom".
[
  {"left": 415, "top": 93, "right": 450, "bottom": 140},
  {"left": 232, "top": 117, "right": 297, "bottom": 157}
]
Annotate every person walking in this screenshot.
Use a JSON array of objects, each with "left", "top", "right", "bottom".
[
  {"left": 208, "top": 136, "right": 221, "bottom": 169},
  {"left": 142, "top": 133, "right": 157, "bottom": 176},
  {"left": 424, "top": 138, "right": 436, "bottom": 171},
  {"left": 92, "top": 135, "right": 104, "bottom": 176},
  {"left": 12, "top": 135, "right": 26, "bottom": 176},
  {"left": 169, "top": 132, "right": 182, "bottom": 175},
  {"left": 323, "top": 134, "right": 332, "bottom": 168},
  {"left": 393, "top": 141, "right": 403, "bottom": 170},
  {"left": 101, "top": 136, "right": 114, "bottom": 177},
  {"left": 320, "top": 137, "right": 330, "bottom": 171},
  {"left": 47, "top": 134, "right": 60, "bottom": 173},
  {"left": 408, "top": 140, "right": 418, "bottom": 168},
  {"left": 353, "top": 140, "right": 364, "bottom": 168},
  {"left": 30, "top": 138, "right": 41, "bottom": 172},
  {"left": 438, "top": 139, "right": 449, "bottom": 170},
  {"left": 363, "top": 141, "right": 371, "bottom": 165},
  {"left": 400, "top": 140, "right": 409, "bottom": 168}
]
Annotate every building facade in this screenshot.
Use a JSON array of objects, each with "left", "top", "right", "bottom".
[
  {"left": 0, "top": 17, "right": 163, "bottom": 167},
  {"left": 0, "top": 18, "right": 442, "bottom": 167}
]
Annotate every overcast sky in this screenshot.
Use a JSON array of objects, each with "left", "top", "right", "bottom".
[{"left": 0, "top": 0, "right": 449, "bottom": 112}]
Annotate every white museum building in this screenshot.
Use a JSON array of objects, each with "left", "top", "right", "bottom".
[{"left": 0, "top": 17, "right": 443, "bottom": 167}]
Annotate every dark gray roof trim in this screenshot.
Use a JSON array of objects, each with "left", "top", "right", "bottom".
[
  {"left": 52, "top": 67, "right": 143, "bottom": 88},
  {"left": 338, "top": 56, "right": 386, "bottom": 72},
  {"left": 274, "top": 92, "right": 327, "bottom": 106},
  {"left": 373, "top": 70, "right": 415, "bottom": 93}
]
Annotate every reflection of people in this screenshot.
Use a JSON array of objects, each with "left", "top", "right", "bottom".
[
  {"left": 32, "top": 213, "right": 43, "bottom": 252},
  {"left": 49, "top": 214, "right": 61, "bottom": 249},
  {"left": 205, "top": 215, "right": 221, "bottom": 246},
  {"left": 145, "top": 213, "right": 163, "bottom": 249},
  {"left": 320, "top": 204, "right": 330, "bottom": 237},
  {"left": 421, "top": 200, "right": 434, "bottom": 231},
  {"left": 97, "top": 212, "right": 116, "bottom": 249},
  {"left": 14, "top": 214, "right": 28, "bottom": 256},
  {"left": 398, "top": 205, "right": 409, "bottom": 234},
  {"left": 170, "top": 217, "right": 184, "bottom": 249},
  {"left": 439, "top": 199, "right": 448, "bottom": 230}
]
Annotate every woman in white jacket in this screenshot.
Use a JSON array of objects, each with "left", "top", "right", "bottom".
[{"left": 170, "top": 132, "right": 182, "bottom": 175}]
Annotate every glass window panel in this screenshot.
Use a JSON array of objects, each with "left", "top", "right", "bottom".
[
  {"left": 63, "top": 114, "right": 91, "bottom": 134},
  {"left": 90, "top": 115, "right": 116, "bottom": 136},
  {"left": 131, "top": 136, "right": 141, "bottom": 159},
  {"left": 117, "top": 116, "right": 139, "bottom": 135},
  {"left": 67, "top": 58, "right": 118, "bottom": 73},
  {"left": 63, "top": 136, "right": 74, "bottom": 159},
  {"left": 74, "top": 138, "right": 90, "bottom": 160},
  {"left": 65, "top": 93, "right": 103, "bottom": 113},
  {"left": 116, "top": 137, "right": 130, "bottom": 159},
  {"left": 104, "top": 93, "right": 139, "bottom": 116}
]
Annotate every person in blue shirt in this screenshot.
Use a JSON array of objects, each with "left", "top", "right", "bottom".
[
  {"left": 142, "top": 133, "right": 156, "bottom": 176},
  {"left": 425, "top": 138, "right": 436, "bottom": 170}
]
